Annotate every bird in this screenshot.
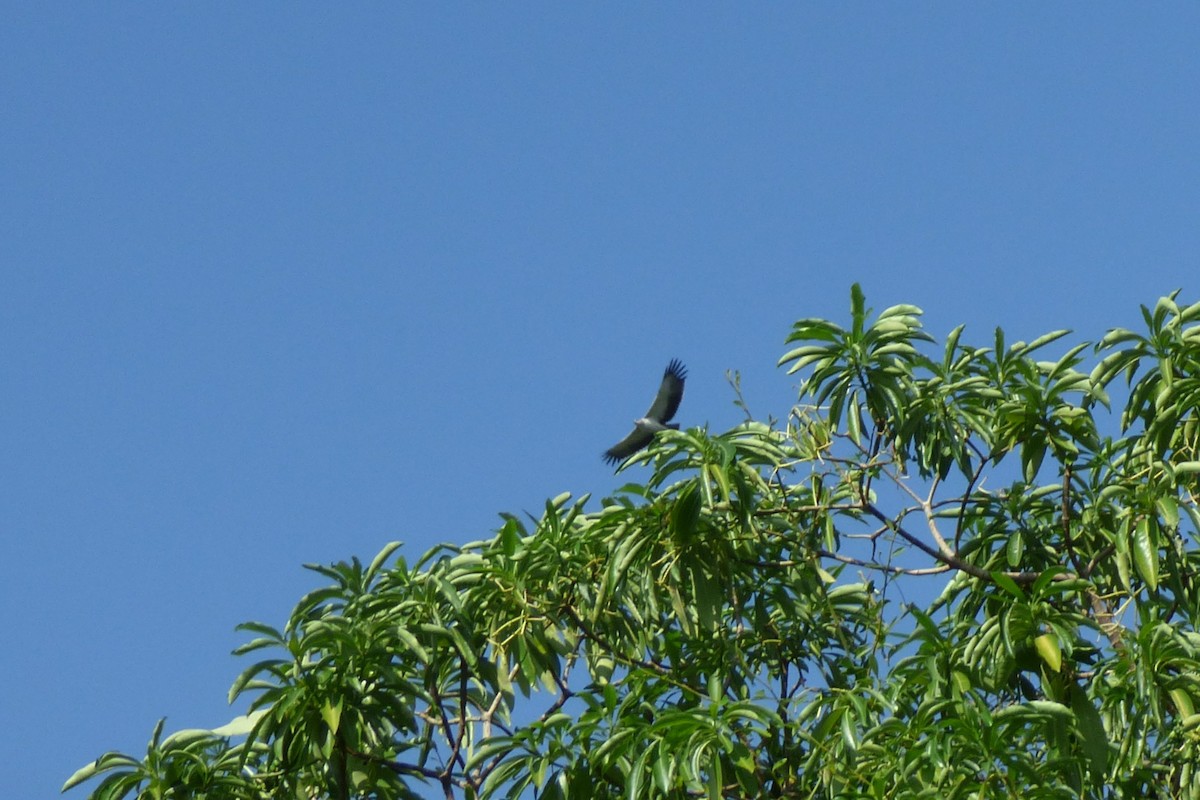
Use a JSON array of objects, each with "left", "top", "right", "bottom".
[{"left": 603, "top": 359, "right": 687, "bottom": 465}]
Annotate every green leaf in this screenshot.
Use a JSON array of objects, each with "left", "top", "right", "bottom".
[
  {"left": 707, "top": 755, "right": 722, "bottom": 800},
  {"left": 1133, "top": 516, "right": 1160, "bottom": 591},
  {"left": 394, "top": 625, "right": 430, "bottom": 664},
  {"left": 1156, "top": 495, "right": 1180, "bottom": 529},
  {"left": 365, "top": 540, "right": 403, "bottom": 583},
  {"left": 1005, "top": 532, "right": 1024, "bottom": 568},
  {"left": 209, "top": 710, "right": 268, "bottom": 738},
  {"left": 61, "top": 754, "right": 141, "bottom": 792},
  {"left": 1022, "top": 329, "right": 1072, "bottom": 354},
  {"left": 321, "top": 698, "right": 342, "bottom": 736},
  {"left": 1170, "top": 688, "right": 1196, "bottom": 718},
  {"left": 1021, "top": 437, "right": 1046, "bottom": 482},
  {"left": 991, "top": 572, "right": 1023, "bottom": 599},
  {"left": 228, "top": 659, "right": 286, "bottom": 704},
  {"left": 1069, "top": 685, "right": 1110, "bottom": 782},
  {"left": 465, "top": 736, "right": 517, "bottom": 771}
]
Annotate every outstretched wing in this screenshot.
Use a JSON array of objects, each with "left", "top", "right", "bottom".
[
  {"left": 603, "top": 427, "right": 655, "bottom": 465},
  {"left": 644, "top": 359, "right": 687, "bottom": 423}
]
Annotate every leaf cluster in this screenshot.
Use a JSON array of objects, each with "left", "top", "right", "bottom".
[{"left": 67, "top": 287, "right": 1200, "bottom": 799}]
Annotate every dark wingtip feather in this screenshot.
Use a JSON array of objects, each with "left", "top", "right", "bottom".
[
  {"left": 653, "top": 359, "right": 687, "bottom": 424},
  {"left": 665, "top": 358, "right": 687, "bottom": 382}
]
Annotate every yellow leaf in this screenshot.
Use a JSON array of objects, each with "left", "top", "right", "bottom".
[{"left": 1034, "top": 633, "right": 1062, "bottom": 673}]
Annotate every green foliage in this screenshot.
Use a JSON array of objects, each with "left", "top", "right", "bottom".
[{"left": 67, "top": 286, "right": 1200, "bottom": 799}]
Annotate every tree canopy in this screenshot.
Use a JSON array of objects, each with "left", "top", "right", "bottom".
[{"left": 66, "top": 286, "right": 1200, "bottom": 799}]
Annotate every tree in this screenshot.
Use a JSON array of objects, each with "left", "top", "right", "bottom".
[{"left": 65, "top": 286, "right": 1200, "bottom": 799}]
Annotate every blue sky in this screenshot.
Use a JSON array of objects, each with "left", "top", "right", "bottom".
[{"left": 3, "top": 6, "right": 1198, "bottom": 797}]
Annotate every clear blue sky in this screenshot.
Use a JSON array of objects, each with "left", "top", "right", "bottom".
[{"left": 3, "top": 6, "right": 1197, "bottom": 798}]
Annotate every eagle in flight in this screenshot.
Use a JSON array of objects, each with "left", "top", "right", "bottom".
[{"left": 603, "top": 359, "right": 687, "bottom": 465}]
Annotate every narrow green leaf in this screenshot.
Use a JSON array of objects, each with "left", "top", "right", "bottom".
[
  {"left": 707, "top": 756, "right": 722, "bottom": 800},
  {"left": 1169, "top": 688, "right": 1196, "bottom": 718},
  {"left": 365, "top": 540, "right": 403, "bottom": 584},
  {"left": 1133, "top": 516, "right": 1160, "bottom": 591},
  {"left": 1022, "top": 437, "right": 1046, "bottom": 482},
  {"left": 1069, "top": 686, "right": 1110, "bottom": 782},
  {"left": 878, "top": 303, "right": 925, "bottom": 320},
  {"left": 991, "top": 572, "right": 1023, "bottom": 599},
  {"left": 1156, "top": 496, "right": 1180, "bottom": 529},
  {"left": 210, "top": 710, "right": 268, "bottom": 738},
  {"left": 1115, "top": 549, "right": 1132, "bottom": 593},
  {"left": 228, "top": 659, "right": 287, "bottom": 703},
  {"left": 1005, "top": 532, "right": 1024, "bottom": 568},
  {"left": 394, "top": 625, "right": 430, "bottom": 664},
  {"left": 61, "top": 754, "right": 142, "bottom": 792},
  {"left": 1022, "top": 330, "right": 1071, "bottom": 354},
  {"left": 653, "top": 743, "right": 673, "bottom": 792}
]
